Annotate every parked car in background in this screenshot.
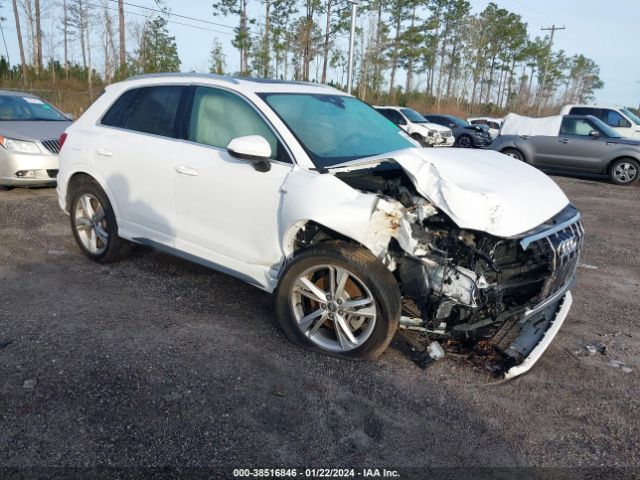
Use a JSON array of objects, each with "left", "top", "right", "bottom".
[
  {"left": 57, "top": 73, "right": 583, "bottom": 379},
  {"left": 0, "top": 90, "right": 72, "bottom": 190},
  {"left": 468, "top": 116, "right": 503, "bottom": 138},
  {"left": 375, "top": 106, "right": 454, "bottom": 147},
  {"left": 560, "top": 105, "right": 640, "bottom": 139},
  {"left": 423, "top": 114, "right": 493, "bottom": 148},
  {"left": 492, "top": 113, "right": 640, "bottom": 185}
]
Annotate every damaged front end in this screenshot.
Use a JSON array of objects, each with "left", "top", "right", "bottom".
[{"left": 334, "top": 163, "right": 584, "bottom": 378}]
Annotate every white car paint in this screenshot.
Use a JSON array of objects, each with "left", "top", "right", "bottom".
[
  {"left": 330, "top": 147, "right": 569, "bottom": 238},
  {"left": 468, "top": 116, "right": 503, "bottom": 138}
]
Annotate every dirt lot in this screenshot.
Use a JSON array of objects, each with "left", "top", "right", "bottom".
[{"left": 1, "top": 176, "right": 639, "bottom": 474}]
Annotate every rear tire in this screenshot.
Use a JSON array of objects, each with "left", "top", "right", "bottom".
[
  {"left": 608, "top": 158, "right": 639, "bottom": 185},
  {"left": 501, "top": 148, "right": 525, "bottom": 162},
  {"left": 275, "top": 241, "right": 401, "bottom": 360},
  {"left": 69, "top": 179, "right": 131, "bottom": 263}
]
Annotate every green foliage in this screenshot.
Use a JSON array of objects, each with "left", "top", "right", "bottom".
[
  {"left": 136, "top": 16, "right": 181, "bottom": 74},
  {"left": 209, "top": 39, "right": 226, "bottom": 75}
]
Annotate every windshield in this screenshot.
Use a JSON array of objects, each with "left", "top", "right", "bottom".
[
  {"left": 448, "top": 115, "right": 469, "bottom": 127},
  {"left": 0, "top": 95, "right": 68, "bottom": 121},
  {"left": 260, "top": 93, "right": 414, "bottom": 168},
  {"left": 590, "top": 117, "right": 622, "bottom": 137},
  {"left": 400, "top": 108, "right": 428, "bottom": 123},
  {"left": 621, "top": 108, "right": 640, "bottom": 125}
]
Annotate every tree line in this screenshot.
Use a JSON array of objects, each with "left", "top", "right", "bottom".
[{"left": 1, "top": 0, "right": 604, "bottom": 116}]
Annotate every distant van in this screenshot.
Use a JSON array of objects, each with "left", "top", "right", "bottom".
[{"left": 560, "top": 105, "right": 640, "bottom": 138}]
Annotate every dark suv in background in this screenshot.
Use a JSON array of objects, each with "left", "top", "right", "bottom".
[{"left": 423, "top": 114, "right": 493, "bottom": 148}]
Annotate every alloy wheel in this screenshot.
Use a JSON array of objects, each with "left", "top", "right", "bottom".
[
  {"left": 289, "top": 264, "right": 377, "bottom": 352},
  {"left": 74, "top": 193, "right": 109, "bottom": 255},
  {"left": 458, "top": 136, "right": 472, "bottom": 148},
  {"left": 613, "top": 162, "right": 638, "bottom": 183}
]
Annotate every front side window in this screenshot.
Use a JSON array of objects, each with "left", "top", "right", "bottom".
[
  {"left": 187, "top": 87, "right": 286, "bottom": 162},
  {"left": 261, "top": 94, "right": 414, "bottom": 169},
  {"left": 101, "top": 86, "right": 185, "bottom": 138},
  {"left": 0, "top": 95, "right": 68, "bottom": 121},
  {"left": 620, "top": 108, "right": 640, "bottom": 125}
]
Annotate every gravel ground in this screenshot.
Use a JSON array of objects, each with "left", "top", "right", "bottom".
[{"left": 0, "top": 176, "right": 639, "bottom": 474}]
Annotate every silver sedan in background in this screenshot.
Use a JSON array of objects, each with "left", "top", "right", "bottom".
[{"left": 0, "top": 90, "right": 72, "bottom": 190}]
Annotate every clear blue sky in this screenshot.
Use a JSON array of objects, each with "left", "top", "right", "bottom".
[{"left": 1, "top": 0, "right": 637, "bottom": 108}]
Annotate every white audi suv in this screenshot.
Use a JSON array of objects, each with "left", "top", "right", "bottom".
[{"left": 56, "top": 73, "right": 583, "bottom": 378}]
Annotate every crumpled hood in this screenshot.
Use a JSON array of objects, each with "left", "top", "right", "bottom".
[
  {"left": 0, "top": 121, "right": 72, "bottom": 142},
  {"left": 393, "top": 148, "right": 569, "bottom": 237},
  {"left": 331, "top": 147, "right": 570, "bottom": 238}
]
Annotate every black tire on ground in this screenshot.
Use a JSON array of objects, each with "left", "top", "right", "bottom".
[
  {"left": 69, "top": 178, "right": 131, "bottom": 263},
  {"left": 501, "top": 148, "right": 525, "bottom": 162},
  {"left": 275, "top": 241, "right": 401, "bottom": 360},
  {"left": 0, "top": 185, "right": 14, "bottom": 191},
  {"left": 456, "top": 134, "right": 473, "bottom": 148},
  {"left": 411, "top": 133, "right": 427, "bottom": 147},
  {"left": 608, "top": 158, "right": 640, "bottom": 186}
]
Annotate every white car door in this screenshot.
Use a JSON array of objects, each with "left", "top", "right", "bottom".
[
  {"left": 94, "top": 85, "right": 189, "bottom": 246},
  {"left": 173, "top": 86, "right": 293, "bottom": 282}
]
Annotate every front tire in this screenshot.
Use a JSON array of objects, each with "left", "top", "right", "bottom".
[
  {"left": 608, "top": 158, "right": 639, "bottom": 185},
  {"left": 456, "top": 134, "right": 473, "bottom": 148},
  {"left": 69, "top": 179, "right": 130, "bottom": 263},
  {"left": 275, "top": 241, "right": 401, "bottom": 360}
]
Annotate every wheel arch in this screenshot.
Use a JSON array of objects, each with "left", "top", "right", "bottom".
[
  {"left": 605, "top": 154, "right": 640, "bottom": 174},
  {"left": 65, "top": 170, "right": 120, "bottom": 218}
]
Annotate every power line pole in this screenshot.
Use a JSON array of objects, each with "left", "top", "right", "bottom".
[
  {"left": 537, "top": 24, "right": 565, "bottom": 115},
  {"left": 346, "top": 0, "right": 359, "bottom": 95}
]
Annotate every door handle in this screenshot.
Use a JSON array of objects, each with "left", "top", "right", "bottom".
[
  {"left": 96, "top": 148, "right": 113, "bottom": 157},
  {"left": 558, "top": 139, "right": 570, "bottom": 144},
  {"left": 175, "top": 165, "right": 199, "bottom": 176},
  {"left": 606, "top": 141, "right": 618, "bottom": 146}
]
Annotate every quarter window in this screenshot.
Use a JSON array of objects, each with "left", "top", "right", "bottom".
[
  {"left": 101, "top": 86, "right": 185, "bottom": 138},
  {"left": 187, "top": 87, "right": 288, "bottom": 162}
]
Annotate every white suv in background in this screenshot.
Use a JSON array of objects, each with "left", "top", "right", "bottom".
[
  {"left": 56, "top": 73, "right": 583, "bottom": 379},
  {"left": 560, "top": 105, "right": 640, "bottom": 138},
  {"left": 375, "top": 106, "right": 454, "bottom": 147}
]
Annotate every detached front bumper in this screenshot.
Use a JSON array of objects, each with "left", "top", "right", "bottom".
[
  {"left": 491, "top": 286, "right": 573, "bottom": 379},
  {"left": 0, "top": 150, "right": 59, "bottom": 187}
]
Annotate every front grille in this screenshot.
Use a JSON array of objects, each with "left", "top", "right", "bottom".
[
  {"left": 41, "top": 139, "right": 61, "bottom": 154},
  {"left": 524, "top": 218, "right": 585, "bottom": 302},
  {"left": 47, "top": 169, "right": 58, "bottom": 178}
]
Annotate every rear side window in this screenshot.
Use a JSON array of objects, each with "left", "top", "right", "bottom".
[
  {"left": 560, "top": 118, "right": 595, "bottom": 136},
  {"left": 101, "top": 86, "right": 185, "bottom": 138}
]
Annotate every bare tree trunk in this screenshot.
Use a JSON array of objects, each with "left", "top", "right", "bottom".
[
  {"left": 63, "top": 0, "right": 69, "bottom": 78},
  {"left": 404, "top": 5, "right": 416, "bottom": 94},
  {"left": 263, "top": 0, "right": 271, "bottom": 77},
  {"left": 12, "top": 0, "right": 29, "bottom": 85},
  {"left": 321, "top": 0, "right": 332, "bottom": 84},
  {"left": 388, "top": 15, "right": 401, "bottom": 99},
  {"left": 118, "top": 0, "right": 125, "bottom": 72},
  {"left": 371, "top": 1, "right": 383, "bottom": 94},
  {"left": 86, "top": 23, "right": 93, "bottom": 100},
  {"left": 35, "top": 0, "right": 42, "bottom": 75}
]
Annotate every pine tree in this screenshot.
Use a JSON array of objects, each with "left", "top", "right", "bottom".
[{"left": 138, "top": 16, "right": 180, "bottom": 74}]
